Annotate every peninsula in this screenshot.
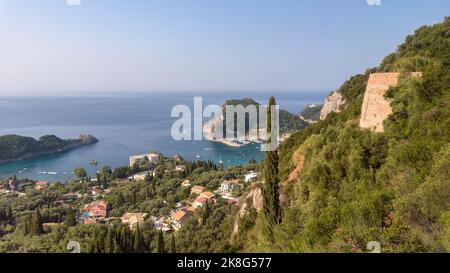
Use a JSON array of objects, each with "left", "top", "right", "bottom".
[{"left": 0, "top": 134, "right": 98, "bottom": 165}]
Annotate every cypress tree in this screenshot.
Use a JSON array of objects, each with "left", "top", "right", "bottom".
[
  {"left": 261, "top": 96, "right": 282, "bottom": 241},
  {"left": 133, "top": 224, "right": 142, "bottom": 252},
  {"left": 157, "top": 229, "right": 165, "bottom": 253},
  {"left": 64, "top": 209, "right": 77, "bottom": 227},
  {"left": 201, "top": 201, "right": 210, "bottom": 226},
  {"left": 31, "top": 208, "right": 44, "bottom": 236},
  {"left": 170, "top": 233, "right": 176, "bottom": 253},
  {"left": 151, "top": 177, "right": 156, "bottom": 193},
  {"left": 105, "top": 227, "right": 115, "bottom": 253}
]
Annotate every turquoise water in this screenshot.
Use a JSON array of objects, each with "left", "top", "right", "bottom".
[{"left": 0, "top": 92, "right": 325, "bottom": 182}]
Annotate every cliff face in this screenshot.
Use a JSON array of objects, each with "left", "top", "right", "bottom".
[
  {"left": 232, "top": 187, "right": 262, "bottom": 238},
  {"left": 319, "top": 91, "right": 346, "bottom": 120},
  {"left": 359, "top": 72, "right": 421, "bottom": 132}
]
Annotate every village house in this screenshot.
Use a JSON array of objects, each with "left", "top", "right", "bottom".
[
  {"left": 199, "top": 191, "right": 215, "bottom": 200},
  {"left": 191, "top": 185, "right": 206, "bottom": 195},
  {"left": 220, "top": 180, "right": 241, "bottom": 195},
  {"left": 82, "top": 200, "right": 109, "bottom": 222},
  {"left": 120, "top": 212, "right": 148, "bottom": 230},
  {"left": 244, "top": 172, "right": 258, "bottom": 183},
  {"left": 130, "top": 170, "right": 156, "bottom": 181},
  {"left": 175, "top": 165, "right": 186, "bottom": 172},
  {"left": 193, "top": 197, "right": 208, "bottom": 208},
  {"left": 181, "top": 179, "right": 191, "bottom": 188},
  {"left": 171, "top": 209, "right": 193, "bottom": 230},
  {"left": 35, "top": 181, "right": 49, "bottom": 191},
  {"left": 152, "top": 216, "right": 171, "bottom": 232},
  {"left": 129, "top": 153, "right": 159, "bottom": 167}
]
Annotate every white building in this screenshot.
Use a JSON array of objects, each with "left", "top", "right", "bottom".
[
  {"left": 244, "top": 172, "right": 258, "bottom": 183},
  {"left": 220, "top": 179, "right": 241, "bottom": 195},
  {"left": 129, "top": 153, "right": 159, "bottom": 167}
]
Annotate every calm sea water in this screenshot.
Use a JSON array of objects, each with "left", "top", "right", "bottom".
[{"left": 0, "top": 91, "right": 326, "bottom": 182}]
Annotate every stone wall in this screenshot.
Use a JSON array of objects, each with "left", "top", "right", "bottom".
[{"left": 359, "top": 72, "right": 421, "bottom": 132}]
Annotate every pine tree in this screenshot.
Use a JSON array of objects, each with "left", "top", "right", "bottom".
[
  {"left": 170, "top": 233, "right": 176, "bottom": 253},
  {"left": 157, "top": 229, "right": 165, "bottom": 253},
  {"left": 261, "top": 96, "right": 282, "bottom": 241}
]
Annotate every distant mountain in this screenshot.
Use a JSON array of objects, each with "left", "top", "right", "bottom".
[
  {"left": 299, "top": 104, "right": 323, "bottom": 123},
  {"left": 0, "top": 134, "right": 98, "bottom": 165}
]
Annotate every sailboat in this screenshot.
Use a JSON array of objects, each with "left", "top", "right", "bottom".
[{"left": 219, "top": 154, "right": 223, "bottom": 164}]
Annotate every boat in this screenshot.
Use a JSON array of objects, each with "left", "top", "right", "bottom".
[
  {"left": 90, "top": 160, "right": 98, "bottom": 166},
  {"left": 219, "top": 154, "right": 223, "bottom": 164},
  {"left": 196, "top": 155, "right": 201, "bottom": 159}
]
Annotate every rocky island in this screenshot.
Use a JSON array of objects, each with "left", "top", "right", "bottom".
[
  {"left": 203, "top": 98, "right": 308, "bottom": 147},
  {"left": 0, "top": 134, "right": 98, "bottom": 165}
]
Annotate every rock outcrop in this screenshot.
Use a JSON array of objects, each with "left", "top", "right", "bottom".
[
  {"left": 359, "top": 72, "right": 421, "bottom": 132},
  {"left": 319, "top": 91, "right": 346, "bottom": 120},
  {"left": 231, "top": 187, "right": 262, "bottom": 238}
]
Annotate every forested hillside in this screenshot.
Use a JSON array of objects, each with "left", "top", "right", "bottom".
[
  {"left": 0, "top": 135, "right": 98, "bottom": 164},
  {"left": 242, "top": 18, "right": 450, "bottom": 253}
]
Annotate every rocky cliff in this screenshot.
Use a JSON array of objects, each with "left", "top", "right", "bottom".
[{"left": 319, "top": 91, "right": 346, "bottom": 120}]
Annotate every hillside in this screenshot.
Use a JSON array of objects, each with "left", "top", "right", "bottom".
[
  {"left": 241, "top": 18, "right": 450, "bottom": 253},
  {"left": 0, "top": 135, "right": 98, "bottom": 164},
  {"left": 299, "top": 104, "right": 323, "bottom": 123}
]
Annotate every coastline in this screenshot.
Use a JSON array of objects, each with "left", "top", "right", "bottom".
[{"left": 0, "top": 135, "right": 98, "bottom": 166}]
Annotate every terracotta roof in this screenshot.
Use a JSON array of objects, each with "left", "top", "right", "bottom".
[
  {"left": 172, "top": 210, "right": 189, "bottom": 222},
  {"left": 200, "top": 191, "right": 215, "bottom": 199}
]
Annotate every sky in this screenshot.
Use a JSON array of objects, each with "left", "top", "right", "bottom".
[{"left": 0, "top": 0, "right": 448, "bottom": 95}]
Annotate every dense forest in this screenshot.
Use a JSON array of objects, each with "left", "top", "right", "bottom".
[
  {"left": 0, "top": 135, "right": 98, "bottom": 164},
  {"left": 221, "top": 98, "right": 309, "bottom": 134},
  {"left": 239, "top": 17, "right": 450, "bottom": 253}
]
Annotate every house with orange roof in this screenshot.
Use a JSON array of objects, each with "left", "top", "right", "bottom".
[
  {"left": 193, "top": 197, "right": 208, "bottom": 208},
  {"left": 35, "top": 181, "right": 49, "bottom": 191},
  {"left": 191, "top": 185, "right": 206, "bottom": 195},
  {"left": 171, "top": 209, "right": 192, "bottom": 230},
  {"left": 82, "top": 200, "right": 109, "bottom": 221},
  {"left": 199, "top": 191, "right": 215, "bottom": 200}
]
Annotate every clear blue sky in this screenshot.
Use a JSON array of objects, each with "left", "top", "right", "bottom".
[{"left": 0, "top": 0, "right": 448, "bottom": 94}]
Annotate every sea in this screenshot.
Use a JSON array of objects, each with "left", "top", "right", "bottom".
[{"left": 0, "top": 91, "right": 326, "bottom": 182}]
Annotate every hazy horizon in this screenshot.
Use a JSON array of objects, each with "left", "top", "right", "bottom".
[{"left": 0, "top": 0, "right": 449, "bottom": 95}]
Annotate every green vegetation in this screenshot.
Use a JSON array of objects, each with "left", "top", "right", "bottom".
[
  {"left": 299, "top": 104, "right": 323, "bottom": 122},
  {"left": 0, "top": 134, "right": 98, "bottom": 164},
  {"left": 261, "top": 97, "right": 282, "bottom": 242},
  {"left": 222, "top": 98, "right": 309, "bottom": 134},
  {"left": 241, "top": 18, "right": 450, "bottom": 253},
  {"left": 0, "top": 151, "right": 260, "bottom": 252}
]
